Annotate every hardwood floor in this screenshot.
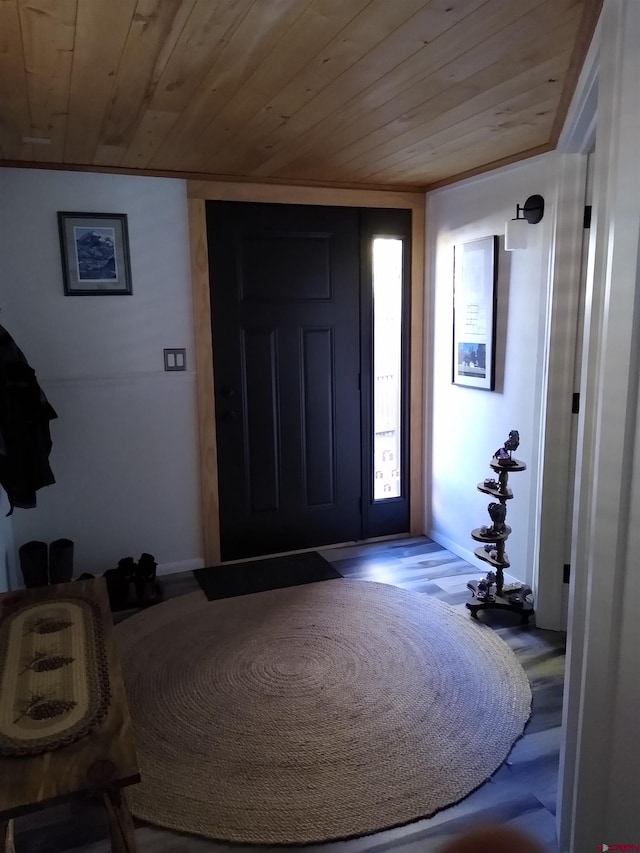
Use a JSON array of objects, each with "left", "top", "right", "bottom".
[{"left": 14, "top": 537, "right": 565, "bottom": 853}]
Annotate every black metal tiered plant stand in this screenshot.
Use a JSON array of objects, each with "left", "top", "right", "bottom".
[{"left": 466, "top": 434, "right": 535, "bottom": 624}]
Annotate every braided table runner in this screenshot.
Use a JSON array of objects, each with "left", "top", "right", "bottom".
[{"left": 0, "top": 598, "right": 111, "bottom": 755}]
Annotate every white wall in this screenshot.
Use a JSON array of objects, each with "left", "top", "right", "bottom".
[
  {"left": 426, "top": 154, "right": 558, "bottom": 588},
  {"left": 0, "top": 168, "right": 203, "bottom": 577}
]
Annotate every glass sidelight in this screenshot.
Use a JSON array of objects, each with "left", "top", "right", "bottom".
[
  {"left": 372, "top": 237, "right": 403, "bottom": 501},
  {"left": 360, "top": 208, "right": 410, "bottom": 539}
]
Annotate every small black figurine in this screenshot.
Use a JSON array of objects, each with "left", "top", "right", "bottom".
[
  {"left": 504, "top": 430, "right": 520, "bottom": 454},
  {"left": 476, "top": 578, "right": 490, "bottom": 600},
  {"left": 476, "top": 571, "right": 496, "bottom": 602},
  {"left": 488, "top": 501, "right": 507, "bottom": 533},
  {"left": 494, "top": 429, "right": 520, "bottom": 465}
]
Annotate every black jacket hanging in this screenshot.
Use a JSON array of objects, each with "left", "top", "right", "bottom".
[{"left": 0, "top": 323, "right": 57, "bottom": 513}]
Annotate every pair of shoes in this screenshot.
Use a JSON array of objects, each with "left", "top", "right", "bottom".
[
  {"left": 103, "top": 553, "right": 158, "bottom": 611},
  {"left": 18, "top": 539, "right": 74, "bottom": 588}
]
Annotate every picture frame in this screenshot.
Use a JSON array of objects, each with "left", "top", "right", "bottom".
[
  {"left": 58, "top": 212, "right": 132, "bottom": 295},
  {"left": 452, "top": 235, "right": 498, "bottom": 390}
]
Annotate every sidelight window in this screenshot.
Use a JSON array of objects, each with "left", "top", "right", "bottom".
[{"left": 372, "top": 237, "right": 403, "bottom": 501}]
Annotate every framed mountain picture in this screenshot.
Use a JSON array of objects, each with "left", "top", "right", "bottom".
[
  {"left": 58, "top": 212, "right": 132, "bottom": 295},
  {"left": 452, "top": 235, "right": 498, "bottom": 390}
]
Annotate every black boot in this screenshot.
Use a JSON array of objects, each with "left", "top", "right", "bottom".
[
  {"left": 135, "top": 553, "right": 158, "bottom": 606},
  {"left": 49, "top": 538, "right": 74, "bottom": 584},
  {"left": 18, "top": 541, "right": 49, "bottom": 588}
]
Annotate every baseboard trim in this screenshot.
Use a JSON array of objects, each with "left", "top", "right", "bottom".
[{"left": 427, "top": 531, "right": 478, "bottom": 566}]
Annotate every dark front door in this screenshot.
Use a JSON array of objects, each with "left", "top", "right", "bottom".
[{"left": 207, "top": 202, "right": 362, "bottom": 561}]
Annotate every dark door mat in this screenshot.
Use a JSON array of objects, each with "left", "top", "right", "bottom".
[{"left": 194, "top": 551, "right": 342, "bottom": 601}]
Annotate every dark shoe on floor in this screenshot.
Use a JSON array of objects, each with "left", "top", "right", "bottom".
[
  {"left": 117, "top": 557, "right": 137, "bottom": 582},
  {"left": 135, "top": 552, "right": 158, "bottom": 606},
  {"left": 49, "top": 538, "right": 74, "bottom": 583},
  {"left": 18, "top": 541, "right": 48, "bottom": 588},
  {"left": 104, "top": 568, "right": 130, "bottom": 610}
]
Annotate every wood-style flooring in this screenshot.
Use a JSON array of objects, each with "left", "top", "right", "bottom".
[{"left": 14, "top": 537, "right": 565, "bottom": 853}]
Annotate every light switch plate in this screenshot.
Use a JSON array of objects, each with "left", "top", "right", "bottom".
[{"left": 164, "top": 348, "right": 187, "bottom": 371}]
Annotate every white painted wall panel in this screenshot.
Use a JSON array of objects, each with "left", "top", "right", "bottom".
[
  {"left": 0, "top": 169, "right": 202, "bottom": 577},
  {"left": 426, "top": 154, "right": 558, "bottom": 589}
]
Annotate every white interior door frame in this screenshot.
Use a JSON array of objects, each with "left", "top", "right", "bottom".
[
  {"left": 558, "top": 0, "right": 640, "bottom": 848},
  {"left": 532, "top": 153, "right": 588, "bottom": 631},
  {"left": 532, "top": 15, "right": 599, "bottom": 631}
]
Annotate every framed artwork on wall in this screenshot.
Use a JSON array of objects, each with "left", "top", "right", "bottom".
[
  {"left": 58, "top": 212, "right": 132, "bottom": 295},
  {"left": 452, "top": 235, "right": 498, "bottom": 390}
]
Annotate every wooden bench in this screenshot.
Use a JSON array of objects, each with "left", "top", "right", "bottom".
[{"left": 0, "top": 579, "right": 140, "bottom": 853}]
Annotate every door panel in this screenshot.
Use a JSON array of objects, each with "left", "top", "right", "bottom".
[
  {"left": 240, "top": 233, "right": 332, "bottom": 301},
  {"left": 301, "top": 327, "right": 336, "bottom": 507},
  {"left": 207, "top": 202, "right": 362, "bottom": 560},
  {"left": 242, "top": 327, "right": 280, "bottom": 513}
]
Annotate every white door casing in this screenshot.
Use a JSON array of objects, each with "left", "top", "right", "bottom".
[{"left": 558, "top": 0, "right": 640, "bottom": 848}]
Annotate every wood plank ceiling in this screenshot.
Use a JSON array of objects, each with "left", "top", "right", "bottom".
[{"left": 0, "top": 0, "right": 600, "bottom": 191}]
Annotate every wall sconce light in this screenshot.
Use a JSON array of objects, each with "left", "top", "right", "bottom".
[{"left": 504, "top": 194, "right": 545, "bottom": 251}]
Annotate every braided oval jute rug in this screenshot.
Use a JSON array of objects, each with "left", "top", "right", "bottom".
[{"left": 116, "top": 579, "right": 531, "bottom": 844}]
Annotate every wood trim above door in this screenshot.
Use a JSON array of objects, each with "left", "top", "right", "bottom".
[{"left": 187, "top": 181, "right": 425, "bottom": 566}]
